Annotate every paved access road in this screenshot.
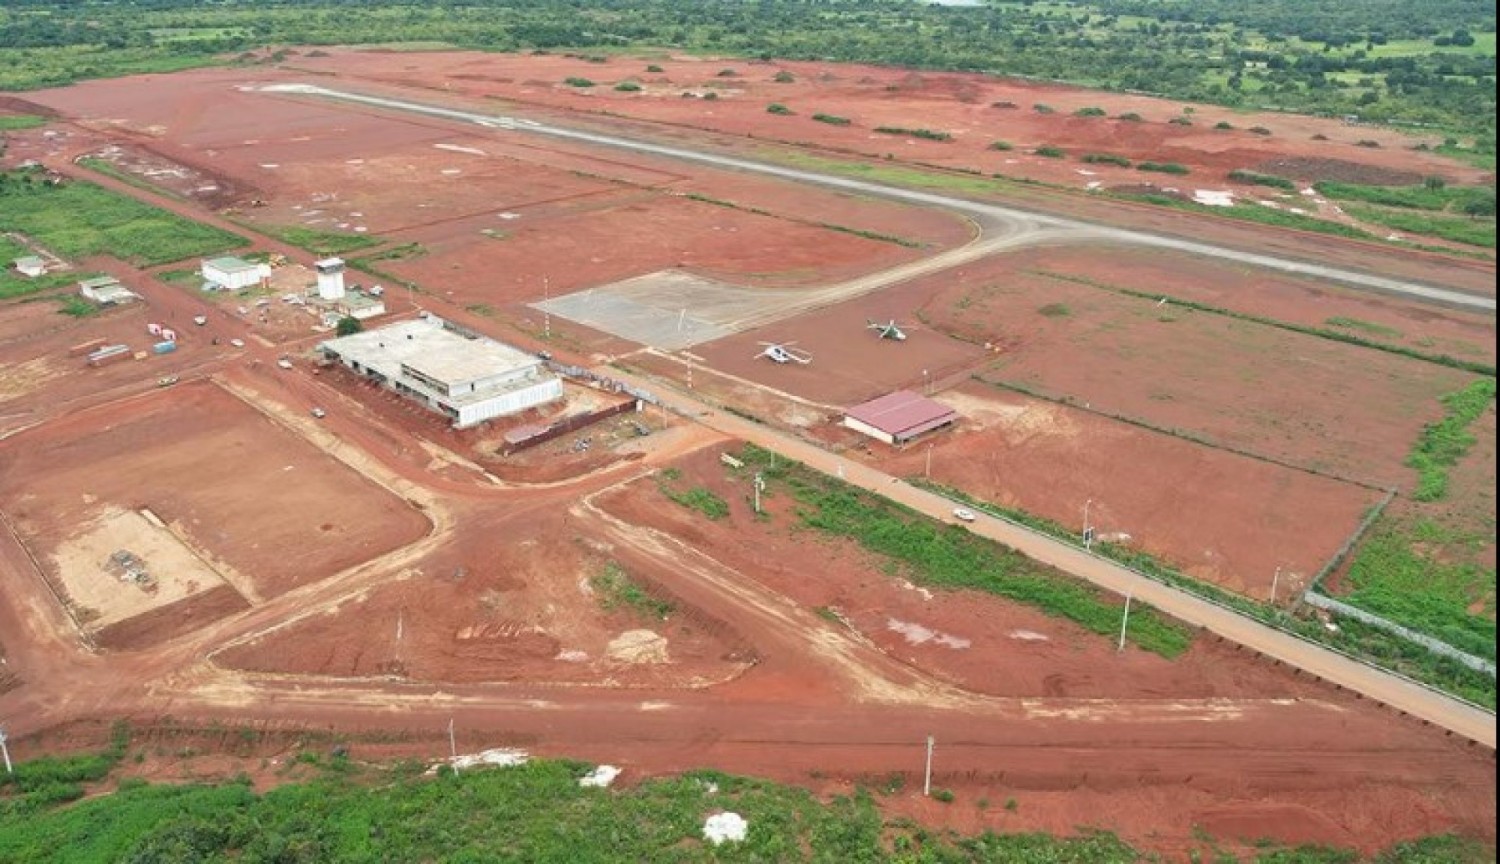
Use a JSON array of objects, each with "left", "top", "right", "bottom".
[
  {"left": 607, "top": 368, "right": 1499, "bottom": 748},
  {"left": 263, "top": 83, "right": 1495, "bottom": 313}
]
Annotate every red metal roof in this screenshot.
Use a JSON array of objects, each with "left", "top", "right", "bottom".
[{"left": 844, "top": 390, "right": 956, "bottom": 436}]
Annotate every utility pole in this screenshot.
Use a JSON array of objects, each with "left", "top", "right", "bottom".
[
  {"left": 542, "top": 277, "right": 551, "bottom": 340},
  {"left": 1117, "top": 593, "right": 1133, "bottom": 653},
  {"left": 1083, "top": 499, "right": 1095, "bottom": 550},
  {"left": 447, "top": 717, "right": 458, "bottom": 771},
  {"left": 922, "top": 368, "right": 931, "bottom": 396},
  {"left": 0, "top": 725, "right": 12, "bottom": 775},
  {"left": 924, "top": 444, "right": 932, "bottom": 479},
  {"left": 1270, "top": 566, "right": 1282, "bottom": 604},
  {"left": 923, "top": 735, "right": 934, "bottom": 797},
  {"left": 753, "top": 472, "right": 764, "bottom": 514}
]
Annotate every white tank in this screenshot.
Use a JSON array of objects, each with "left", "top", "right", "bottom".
[{"left": 315, "top": 257, "right": 346, "bottom": 300}]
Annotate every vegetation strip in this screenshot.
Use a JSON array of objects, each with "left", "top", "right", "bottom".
[
  {"left": 1406, "top": 378, "right": 1497, "bottom": 501},
  {"left": 3, "top": 731, "right": 1486, "bottom": 863},
  {"left": 911, "top": 479, "right": 1496, "bottom": 711},
  {"left": 735, "top": 445, "right": 1194, "bottom": 658},
  {"left": 1032, "top": 269, "right": 1496, "bottom": 377}
]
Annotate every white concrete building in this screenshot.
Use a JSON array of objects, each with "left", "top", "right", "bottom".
[
  {"left": 201, "top": 256, "right": 271, "bottom": 291},
  {"left": 315, "top": 257, "right": 346, "bottom": 300},
  {"left": 319, "top": 316, "right": 561, "bottom": 428},
  {"left": 13, "top": 256, "right": 45, "bottom": 278},
  {"left": 78, "top": 276, "right": 138, "bottom": 305}
]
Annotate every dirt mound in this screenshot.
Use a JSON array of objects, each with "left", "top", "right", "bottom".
[{"left": 1249, "top": 157, "right": 1423, "bottom": 186}]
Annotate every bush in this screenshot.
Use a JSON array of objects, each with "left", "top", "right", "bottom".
[
  {"left": 812, "top": 113, "right": 851, "bottom": 126},
  {"left": 1037, "top": 302, "right": 1070, "bottom": 317},
  {"left": 1228, "top": 169, "right": 1296, "bottom": 190},
  {"left": 873, "top": 126, "right": 952, "bottom": 141},
  {"left": 1032, "top": 103, "right": 1054, "bottom": 114},
  {"left": 1357, "top": 139, "right": 1381, "bottom": 148},
  {"left": 563, "top": 77, "right": 595, "bottom": 88},
  {"left": 644, "top": 64, "right": 663, "bottom": 73},
  {"left": 1074, "top": 106, "right": 1106, "bottom": 117},
  {"left": 335, "top": 316, "right": 363, "bottom": 336},
  {"left": 773, "top": 70, "right": 795, "bottom": 83},
  {"left": 716, "top": 68, "right": 737, "bottom": 77},
  {"left": 1082, "top": 153, "right": 1131, "bottom": 167},
  {"left": 1117, "top": 112, "right": 1143, "bottom": 121},
  {"left": 766, "top": 103, "right": 793, "bottom": 115},
  {"left": 1168, "top": 116, "right": 1193, "bottom": 126},
  {"left": 988, "top": 140, "right": 1013, "bottom": 151},
  {"left": 613, "top": 81, "right": 641, "bottom": 92},
  {"left": 1137, "top": 161, "right": 1190, "bottom": 174},
  {"left": 1034, "top": 146, "right": 1065, "bottom": 158},
  {"left": 1248, "top": 125, "right": 1272, "bottom": 135}
]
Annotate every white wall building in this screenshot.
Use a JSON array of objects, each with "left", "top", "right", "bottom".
[
  {"left": 315, "top": 257, "right": 346, "bottom": 300},
  {"left": 319, "top": 316, "right": 562, "bottom": 428},
  {"left": 201, "top": 256, "right": 271, "bottom": 291},
  {"left": 78, "top": 276, "right": 139, "bottom": 305}
]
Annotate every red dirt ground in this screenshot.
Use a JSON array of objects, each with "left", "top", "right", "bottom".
[
  {"left": 1006, "top": 243, "right": 1498, "bottom": 367},
  {"left": 0, "top": 380, "right": 430, "bottom": 605},
  {"left": 906, "top": 249, "right": 1476, "bottom": 487},
  {"left": 881, "top": 381, "right": 1379, "bottom": 596},
  {"left": 215, "top": 508, "right": 753, "bottom": 688},
  {"left": 287, "top": 50, "right": 1494, "bottom": 190}
]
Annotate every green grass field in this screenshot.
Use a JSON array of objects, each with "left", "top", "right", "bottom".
[
  {"left": 0, "top": 115, "right": 49, "bottom": 130},
  {"left": 0, "top": 171, "right": 245, "bottom": 266}
]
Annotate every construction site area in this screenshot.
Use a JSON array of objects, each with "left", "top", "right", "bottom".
[{"left": 0, "top": 49, "right": 1494, "bottom": 860}]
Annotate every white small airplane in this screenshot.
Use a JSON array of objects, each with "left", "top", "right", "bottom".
[
  {"left": 867, "top": 319, "right": 908, "bottom": 341},
  {"left": 755, "top": 342, "right": 812, "bottom": 364}
]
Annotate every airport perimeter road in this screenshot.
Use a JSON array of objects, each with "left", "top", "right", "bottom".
[
  {"left": 609, "top": 369, "right": 1499, "bottom": 748},
  {"left": 263, "top": 83, "right": 1496, "bottom": 313}
]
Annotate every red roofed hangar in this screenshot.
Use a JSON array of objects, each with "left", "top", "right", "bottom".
[{"left": 843, "top": 390, "right": 957, "bottom": 445}]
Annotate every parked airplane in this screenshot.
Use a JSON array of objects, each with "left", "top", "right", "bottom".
[
  {"left": 755, "top": 342, "right": 812, "bottom": 364},
  {"left": 867, "top": 319, "right": 908, "bottom": 341}
]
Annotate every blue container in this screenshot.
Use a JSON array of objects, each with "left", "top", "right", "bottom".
[{"left": 152, "top": 341, "right": 177, "bottom": 354}]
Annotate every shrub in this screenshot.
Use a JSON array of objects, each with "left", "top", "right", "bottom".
[
  {"left": 645, "top": 64, "right": 664, "bottom": 73},
  {"left": 563, "top": 77, "right": 595, "bottom": 88},
  {"left": 991, "top": 100, "right": 1018, "bottom": 109},
  {"left": 812, "top": 113, "right": 851, "bottom": 126},
  {"left": 766, "top": 103, "right": 793, "bottom": 115},
  {"left": 1032, "top": 103, "right": 1055, "bottom": 114},
  {"left": 335, "top": 316, "right": 362, "bottom": 336},
  {"left": 932, "top": 788, "right": 955, "bottom": 803},
  {"left": 1117, "top": 112, "right": 1143, "bottom": 121},
  {"left": 988, "top": 140, "right": 1013, "bottom": 151},
  {"left": 1034, "top": 146, "right": 1065, "bottom": 158},
  {"left": 613, "top": 81, "right": 641, "bottom": 92},
  {"left": 1074, "top": 106, "right": 1107, "bottom": 117},
  {"left": 773, "top": 70, "right": 795, "bottom": 83},
  {"left": 1082, "top": 153, "right": 1131, "bottom": 167},
  {"left": 1168, "top": 116, "right": 1193, "bottom": 126},
  {"left": 1137, "top": 161, "right": 1190, "bottom": 174},
  {"left": 1037, "top": 302, "right": 1070, "bottom": 317},
  {"left": 1357, "top": 139, "right": 1381, "bottom": 148},
  {"left": 702, "top": 92, "right": 718, "bottom": 100},
  {"left": 1248, "top": 126, "right": 1272, "bottom": 135},
  {"left": 716, "top": 68, "right": 737, "bottom": 77},
  {"left": 1214, "top": 121, "right": 1234, "bottom": 130},
  {"left": 1312, "top": 133, "right": 1330, "bottom": 141},
  {"left": 1228, "top": 169, "right": 1295, "bottom": 190},
  {"left": 873, "top": 126, "right": 952, "bottom": 141}
]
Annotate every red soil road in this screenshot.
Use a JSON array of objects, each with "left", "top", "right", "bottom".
[
  {"left": 0, "top": 380, "right": 430, "bottom": 603},
  {"left": 1009, "top": 244, "right": 1498, "bottom": 368},
  {"left": 879, "top": 381, "right": 1381, "bottom": 597}
]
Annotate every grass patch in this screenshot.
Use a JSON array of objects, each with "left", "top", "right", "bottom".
[
  {"left": 255, "top": 224, "right": 381, "bottom": 256},
  {"left": 1037, "top": 302, "right": 1071, "bottom": 318},
  {"left": 563, "top": 76, "right": 595, "bottom": 87},
  {"left": 0, "top": 170, "right": 245, "bottom": 266},
  {"left": 55, "top": 296, "right": 98, "bottom": 318},
  {"left": 657, "top": 471, "right": 730, "bottom": 520},
  {"left": 356, "top": 242, "right": 426, "bottom": 263},
  {"left": 613, "top": 80, "right": 642, "bottom": 92},
  {"left": 1342, "top": 517, "right": 1495, "bottom": 661},
  {"left": 738, "top": 445, "right": 1194, "bottom": 658},
  {"left": 1112, "top": 191, "right": 1378, "bottom": 242},
  {"left": 1228, "top": 169, "right": 1297, "bottom": 190},
  {"left": 988, "top": 140, "right": 1014, "bottom": 151},
  {"left": 1034, "top": 146, "right": 1066, "bottom": 158},
  {"left": 0, "top": 721, "right": 130, "bottom": 818},
  {"left": 766, "top": 102, "right": 794, "bottom": 115},
  {"left": 1325, "top": 317, "right": 1401, "bottom": 338},
  {"left": 1341, "top": 203, "right": 1495, "bottom": 248},
  {"left": 1406, "top": 378, "right": 1496, "bottom": 502},
  {"left": 590, "top": 561, "right": 673, "bottom": 621},
  {"left": 1081, "top": 153, "right": 1131, "bottom": 167},
  {"left": 0, "top": 115, "right": 49, "bottom": 130},
  {"left": 873, "top": 126, "right": 952, "bottom": 141},
  {"left": 1136, "top": 161, "right": 1190, "bottom": 175},
  {"left": 76, "top": 157, "right": 182, "bottom": 199},
  {"left": 811, "top": 113, "right": 852, "bottom": 126}
]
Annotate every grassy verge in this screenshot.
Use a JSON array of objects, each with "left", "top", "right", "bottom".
[
  {"left": 736, "top": 445, "right": 1194, "bottom": 658},
  {"left": 1314, "top": 181, "right": 1495, "bottom": 213},
  {"left": 253, "top": 223, "right": 381, "bottom": 256},
  {"left": 1032, "top": 270, "right": 1495, "bottom": 377},
  {"left": 1342, "top": 202, "right": 1496, "bottom": 248},
  {"left": 910, "top": 478, "right": 1496, "bottom": 710},
  {"left": 590, "top": 561, "right": 674, "bottom": 620},
  {"left": 0, "top": 722, "right": 130, "bottom": 817},
  {"left": 1110, "top": 191, "right": 1376, "bottom": 241},
  {"left": 1342, "top": 517, "right": 1495, "bottom": 661},
  {"left": 0, "top": 169, "right": 246, "bottom": 266},
  {"left": 0, "top": 115, "right": 49, "bottom": 131},
  {"left": 1407, "top": 379, "right": 1496, "bottom": 501}
]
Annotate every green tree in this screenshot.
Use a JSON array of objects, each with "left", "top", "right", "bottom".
[{"left": 336, "top": 316, "right": 363, "bottom": 336}]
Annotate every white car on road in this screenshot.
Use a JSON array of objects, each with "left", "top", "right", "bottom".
[{"left": 952, "top": 508, "right": 976, "bottom": 523}]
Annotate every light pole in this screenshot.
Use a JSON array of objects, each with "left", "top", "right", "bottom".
[
  {"left": 924, "top": 444, "right": 933, "bottom": 479},
  {"left": 1082, "top": 498, "right": 1094, "bottom": 550},
  {"left": 922, "top": 368, "right": 930, "bottom": 396},
  {"left": 923, "top": 735, "right": 934, "bottom": 797},
  {"left": 1270, "top": 566, "right": 1282, "bottom": 603},
  {"left": 1117, "top": 592, "right": 1133, "bottom": 653},
  {"left": 542, "top": 277, "right": 551, "bottom": 340},
  {"left": 753, "top": 472, "right": 765, "bottom": 514}
]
